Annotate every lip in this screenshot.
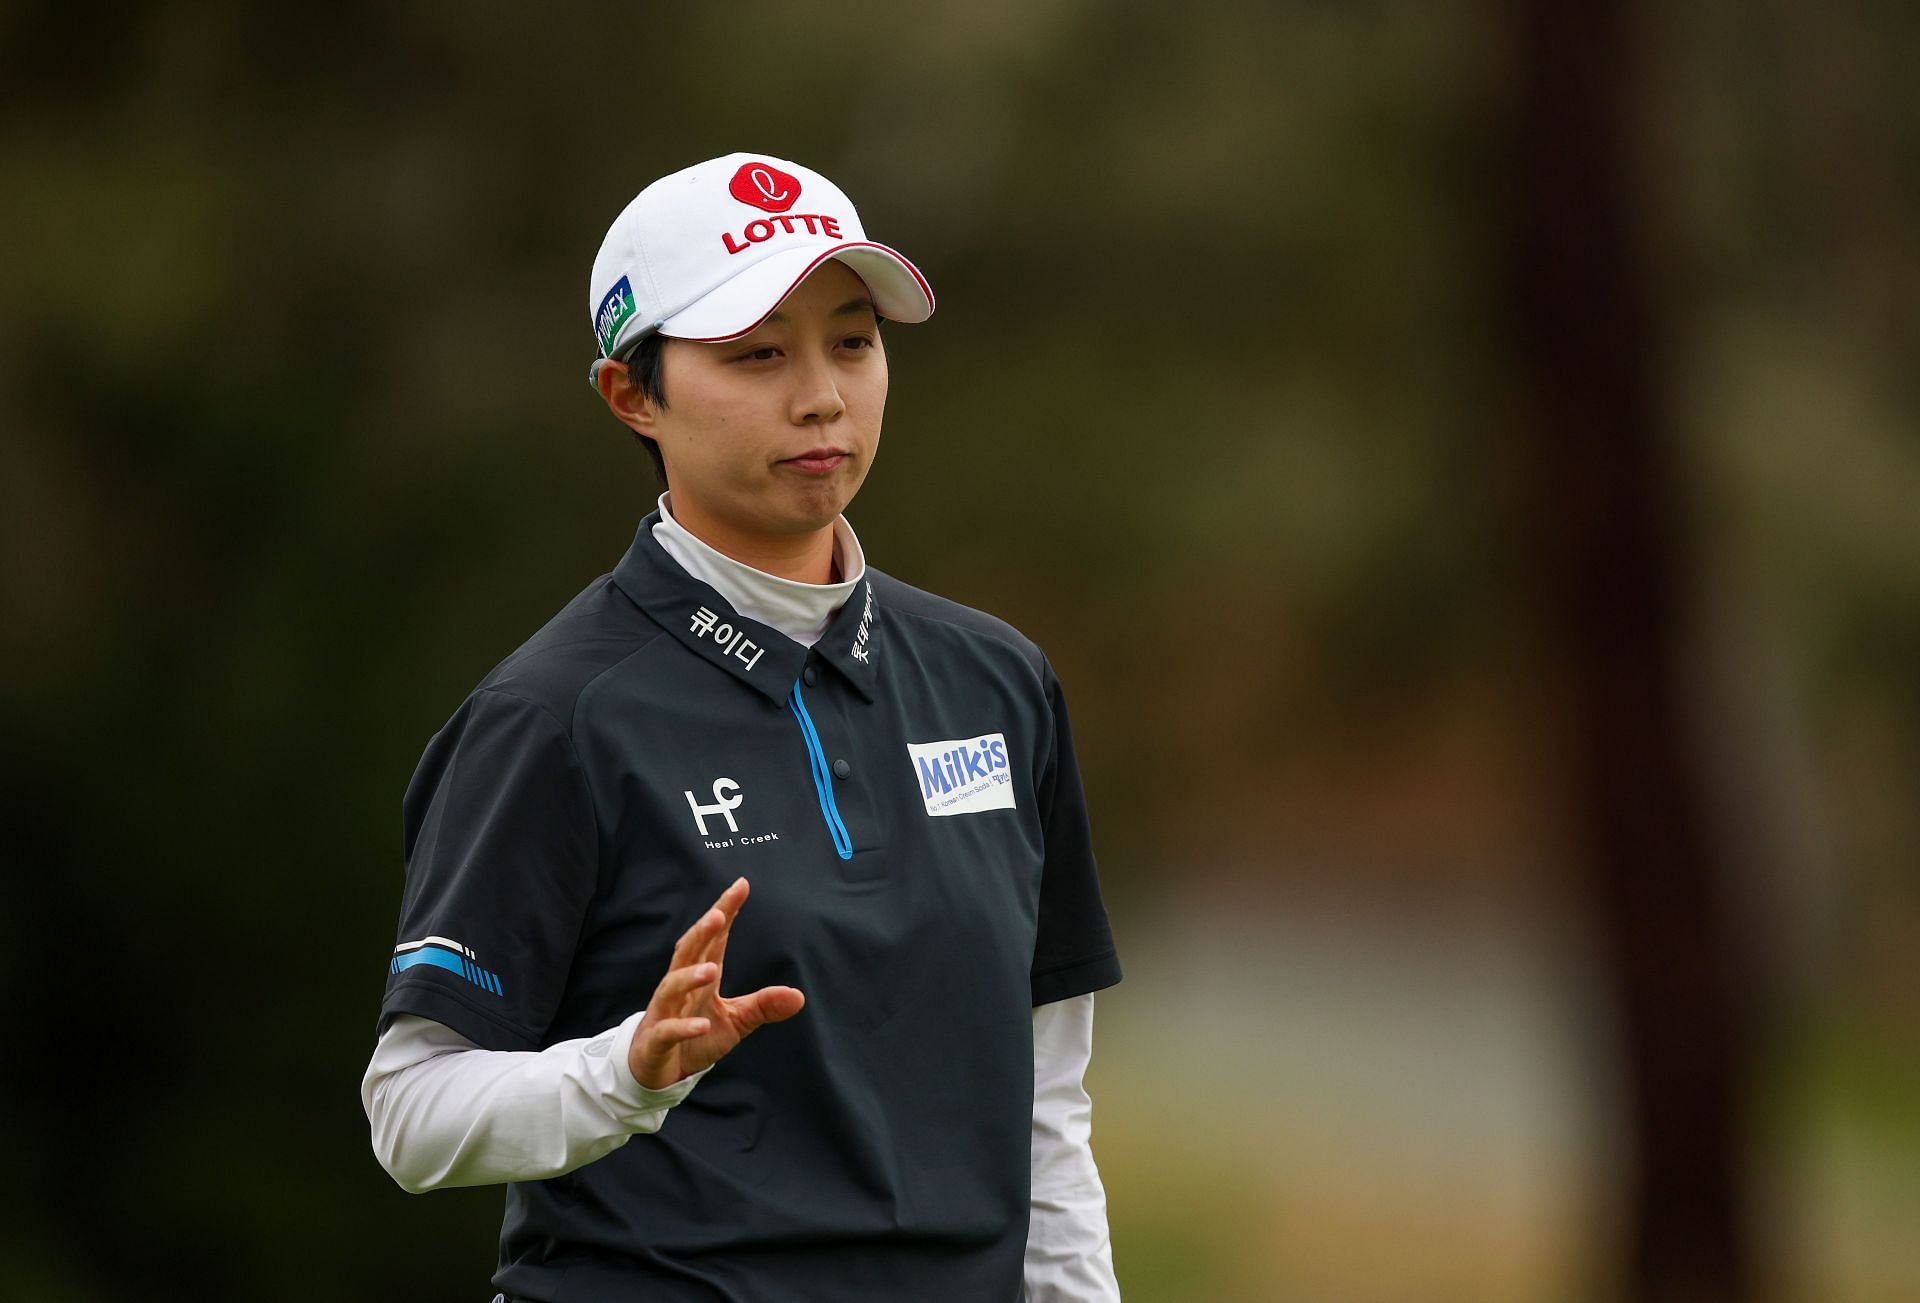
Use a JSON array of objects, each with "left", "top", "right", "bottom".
[{"left": 779, "top": 447, "right": 851, "bottom": 475}]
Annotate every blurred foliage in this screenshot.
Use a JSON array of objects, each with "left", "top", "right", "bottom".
[{"left": 2, "top": 1, "right": 1916, "bottom": 1299}]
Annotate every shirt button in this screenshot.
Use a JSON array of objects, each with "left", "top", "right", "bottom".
[
  {"left": 832, "top": 758, "right": 851, "bottom": 780},
  {"left": 802, "top": 666, "right": 819, "bottom": 687}
]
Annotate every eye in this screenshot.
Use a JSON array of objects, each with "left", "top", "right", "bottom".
[
  {"left": 840, "top": 334, "right": 875, "bottom": 351},
  {"left": 736, "top": 345, "right": 781, "bottom": 363}
]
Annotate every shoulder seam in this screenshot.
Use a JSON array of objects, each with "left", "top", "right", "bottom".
[
  {"left": 471, "top": 684, "right": 575, "bottom": 740},
  {"left": 882, "top": 603, "right": 1052, "bottom": 708},
  {"left": 569, "top": 627, "right": 675, "bottom": 737},
  {"left": 472, "top": 624, "right": 674, "bottom": 741},
  {"left": 882, "top": 599, "right": 1042, "bottom": 660}
]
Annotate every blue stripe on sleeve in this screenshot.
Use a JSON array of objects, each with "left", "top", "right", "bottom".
[{"left": 389, "top": 946, "right": 505, "bottom": 997}]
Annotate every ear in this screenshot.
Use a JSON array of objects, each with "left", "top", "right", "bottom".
[{"left": 596, "top": 358, "right": 661, "bottom": 439}]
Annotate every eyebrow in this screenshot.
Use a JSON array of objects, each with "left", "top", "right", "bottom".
[{"left": 764, "top": 297, "right": 878, "bottom": 325}]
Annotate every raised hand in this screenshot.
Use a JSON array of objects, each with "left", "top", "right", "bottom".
[{"left": 628, "top": 877, "right": 806, "bottom": 1090}]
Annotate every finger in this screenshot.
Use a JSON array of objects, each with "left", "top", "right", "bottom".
[
  {"left": 722, "top": 985, "right": 805, "bottom": 1032},
  {"left": 701, "top": 894, "right": 744, "bottom": 972},
  {"left": 668, "top": 901, "right": 727, "bottom": 970},
  {"left": 669, "top": 879, "right": 746, "bottom": 969},
  {"left": 647, "top": 961, "right": 718, "bottom": 1016},
  {"left": 632, "top": 1016, "right": 714, "bottom": 1085},
  {"left": 697, "top": 877, "right": 750, "bottom": 969},
  {"left": 639, "top": 1015, "right": 712, "bottom": 1046}
]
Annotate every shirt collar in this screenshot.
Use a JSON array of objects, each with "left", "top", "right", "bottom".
[
  {"left": 650, "top": 491, "right": 865, "bottom": 647},
  {"left": 612, "top": 510, "right": 882, "bottom": 704},
  {"left": 809, "top": 563, "right": 881, "bottom": 700}
]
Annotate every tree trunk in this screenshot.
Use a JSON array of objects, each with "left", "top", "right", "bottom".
[{"left": 1506, "top": 3, "right": 1756, "bottom": 1300}]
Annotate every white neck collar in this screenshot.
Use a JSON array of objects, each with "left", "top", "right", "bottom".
[{"left": 649, "top": 491, "right": 866, "bottom": 648}]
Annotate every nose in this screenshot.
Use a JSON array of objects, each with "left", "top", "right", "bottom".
[{"left": 788, "top": 347, "right": 846, "bottom": 426}]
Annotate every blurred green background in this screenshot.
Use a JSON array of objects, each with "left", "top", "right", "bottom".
[{"left": 3, "top": 2, "right": 1916, "bottom": 1300}]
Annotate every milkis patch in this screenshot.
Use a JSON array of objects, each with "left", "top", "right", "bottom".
[{"left": 906, "top": 733, "right": 1015, "bottom": 816}]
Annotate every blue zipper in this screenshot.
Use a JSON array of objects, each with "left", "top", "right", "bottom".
[{"left": 787, "top": 681, "right": 853, "bottom": 861}]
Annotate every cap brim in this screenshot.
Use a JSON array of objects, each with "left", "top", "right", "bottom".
[{"left": 658, "top": 242, "right": 934, "bottom": 342}]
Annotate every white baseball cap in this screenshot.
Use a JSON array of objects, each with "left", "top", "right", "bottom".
[{"left": 587, "top": 151, "right": 934, "bottom": 380}]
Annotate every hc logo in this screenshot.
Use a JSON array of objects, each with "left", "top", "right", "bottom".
[{"left": 685, "top": 777, "right": 745, "bottom": 835}]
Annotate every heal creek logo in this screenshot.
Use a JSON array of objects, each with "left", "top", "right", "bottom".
[
  {"left": 683, "top": 776, "right": 783, "bottom": 851},
  {"left": 905, "top": 733, "right": 1015, "bottom": 816}
]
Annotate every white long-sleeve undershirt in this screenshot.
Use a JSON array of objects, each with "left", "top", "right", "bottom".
[
  {"left": 1025, "top": 992, "right": 1118, "bottom": 1301},
  {"left": 361, "top": 1009, "right": 707, "bottom": 1194},
  {"left": 363, "top": 495, "right": 1119, "bottom": 1300}
]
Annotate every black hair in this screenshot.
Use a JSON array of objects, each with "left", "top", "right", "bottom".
[{"left": 615, "top": 331, "right": 669, "bottom": 485}]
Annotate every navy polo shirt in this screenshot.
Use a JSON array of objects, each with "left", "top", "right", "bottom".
[{"left": 378, "top": 511, "right": 1122, "bottom": 1303}]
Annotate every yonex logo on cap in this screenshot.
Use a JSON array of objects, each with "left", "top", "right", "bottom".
[
  {"left": 595, "top": 275, "right": 637, "bottom": 356},
  {"left": 729, "top": 162, "right": 801, "bottom": 213},
  {"left": 906, "top": 734, "right": 1015, "bottom": 817}
]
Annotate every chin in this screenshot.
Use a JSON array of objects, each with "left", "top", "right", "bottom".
[
  {"left": 787, "top": 474, "right": 862, "bottom": 517},
  {"left": 747, "top": 491, "right": 838, "bottom": 535}
]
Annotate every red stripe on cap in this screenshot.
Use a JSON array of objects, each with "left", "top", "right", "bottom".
[{"left": 665, "top": 242, "right": 935, "bottom": 343}]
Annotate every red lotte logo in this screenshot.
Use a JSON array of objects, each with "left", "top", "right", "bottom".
[
  {"left": 721, "top": 211, "right": 843, "bottom": 255},
  {"left": 729, "top": 162, "right": 801, "bottom": 213},
  {"left": 719, "top": 160, "right": 842, "bottom": 255}
]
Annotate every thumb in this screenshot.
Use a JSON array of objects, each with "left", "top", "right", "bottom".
[{"left": 730, "top": 985, "right": 806, "bottom": 1031}]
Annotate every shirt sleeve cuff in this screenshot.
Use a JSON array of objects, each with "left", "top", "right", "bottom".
[
  {"left": 605, "top": 1009, "right": 712, "bottom": 1124},
  {"left": 1032, "top": 949, "right": 1123, "bottom": 1007}
]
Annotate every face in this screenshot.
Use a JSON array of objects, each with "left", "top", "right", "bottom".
[{"left": 615, "top": 259, "right": 887, "bottom": 546}]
